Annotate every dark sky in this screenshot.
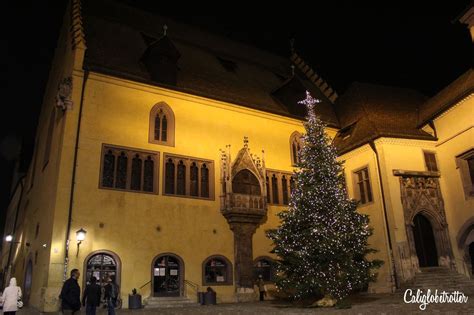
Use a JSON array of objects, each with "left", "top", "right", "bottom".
[{"left": 0, "top": 1, "right": 472, "bottom": 231}]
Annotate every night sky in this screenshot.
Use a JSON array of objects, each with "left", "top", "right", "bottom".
[{"left": 1, "top": 1, "right": 472, "bottom": 233}]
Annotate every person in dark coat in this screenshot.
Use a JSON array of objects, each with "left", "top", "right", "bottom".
[
  {"left": 82, "top": 276, "right": 101, "bottom": 315},
  {"left": 104, "top": 275, "right": 119, "bottom": 315},
  {"left": 60, "top": 269, "right": 81, "bottom": 314},
  {"left": 256, "top": 274, "right": 266, "bottom": 301}
]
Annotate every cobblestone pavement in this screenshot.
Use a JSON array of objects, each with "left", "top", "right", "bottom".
[{"left": 18, "top": 293, "right": 474, "bottom": 315}]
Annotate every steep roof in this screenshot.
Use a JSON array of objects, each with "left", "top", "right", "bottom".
[
  {"left": 333, "top": 82, "right": 435, "bottom": 154},
  {"left": 418, "top": 68, "right": 474, "bottom": 127},
  {"left": 81, "top": 0, "right": 339, "bottom": 127}
]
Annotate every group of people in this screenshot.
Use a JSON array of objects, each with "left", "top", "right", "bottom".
[{"left": 60, "top": 269, "right": 120, "bottom": 315}]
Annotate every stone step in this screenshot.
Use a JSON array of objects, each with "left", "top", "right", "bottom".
[
  {"left": 144, "top": 297, "right": 200, "bottom": 308},
  {"left": 400, "top": 268, "right": 474, "bottom": 295}
]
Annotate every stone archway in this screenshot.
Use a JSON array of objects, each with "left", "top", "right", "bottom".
[
  {"left": 412, "top": 213, "right": 438, "bottom": 267},
  {"left": 456, "top": 217, "right": 474, "bottom": 277},
  {"left": 396, "top": 174, "right": 455, "bottom": 280}
]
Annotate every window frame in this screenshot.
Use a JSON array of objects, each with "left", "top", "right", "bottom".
[
  {"left": 266, "top": 169, "right": 293, "bottom": 206},
  {"left": 456, "top": 148, "right": 474, "bottom": 199},
  {"left": 423, "top": 150, "right": 439, "bottom": 172},
  {"left": 162, "top": 153, "right": 215, "bottom": 200},
  {"left": 202, "top": 255, "right": 233, "bottom": 286},
  {"left": 148, "top": 102, "right": 175, "bottom": 147},
  {"left": 98, "top": 144, "right": 160, "bottom": 195},
  {"left": 289, "top": 131, "right": 303, "bottom": 166},
  {"left": 352, "top": 165, "right": 374, "bottom": 206},
  {"left": 253, "top": 256, "right": 276, "bottom": 283}
]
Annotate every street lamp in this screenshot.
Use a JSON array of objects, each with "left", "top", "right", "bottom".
[
  {"left": 5, "top": 235, "right": 13, "bottom": 242},
  {"left": 76, "top": 228, "right": 87, "bottom": 257}
]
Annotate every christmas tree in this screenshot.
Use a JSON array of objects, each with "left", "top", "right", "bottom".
[{"left": 267, "top": 91, "right": 382, "bottom": 302}]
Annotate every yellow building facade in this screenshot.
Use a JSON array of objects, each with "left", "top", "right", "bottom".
[{"left": 2, "top": 0, "right": 473, "bottom": 312}]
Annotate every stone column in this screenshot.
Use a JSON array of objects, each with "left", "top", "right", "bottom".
[{"left": 230, "top": 222, "right": 258, "bottom": 289}]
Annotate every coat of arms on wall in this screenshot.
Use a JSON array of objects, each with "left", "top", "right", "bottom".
[{"left": 56, "top": 77, "right": 73, "bottom": 110}]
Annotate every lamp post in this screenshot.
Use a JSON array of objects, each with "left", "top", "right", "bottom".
[{"left": 76, "top": 228, "right": 87, "bottom": 257}]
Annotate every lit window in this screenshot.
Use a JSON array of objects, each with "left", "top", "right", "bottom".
[
  {"left": 423, "top": 151, "right": 438, "bottom": 172},
  {"left": 100, "top": 145, "right": 158, "bottom": 194},
  {"left": 149, "top": 102, "right": 175, "bottom": 146},
  {"left": 353, "top": 167, "right": 373, "bottom": 205},
  {"left": 456, "top": 149, "right": 474, "bottom": 199},
  {"left": 203, "top": 256, "right": 233, "bottom": 285},
  {"left": 289, "top": 131, "right": 302, "bottom": 166}
]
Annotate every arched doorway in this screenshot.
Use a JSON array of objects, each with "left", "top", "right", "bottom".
[
  {"left": 84, "top": 251, "right": 121, "bottom": 289},
  {"left": 152, "top": 253, "right": 184, "bottom": 297},
  {"left": 23, "top": 260, "right": 33, "bottom": 304},
  {"left": 413, "top": 213, "right": 438, "bottom": 267}
]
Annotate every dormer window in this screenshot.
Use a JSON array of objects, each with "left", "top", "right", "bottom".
[
  {"left": 216, "top": 56, "right": 238, "bottom": 73},
  {"left": 337, "top": 123, "right": 356, "bottom": 141},
  {"left": 149, "top": 102, "right": 175, "bottom": 147}
]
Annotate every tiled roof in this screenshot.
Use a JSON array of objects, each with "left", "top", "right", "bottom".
[
  {"left": 80, "top": 0, "right": 468, "bottom": 155},
  {"left": 418, "top": 68, "right": 474, "bottom": 127},
  {"left": 333, "top": 82, "right": 436, "bottom": 154},
  {"left": 82, "top": 0, "right": 339, "bottom": 127}
]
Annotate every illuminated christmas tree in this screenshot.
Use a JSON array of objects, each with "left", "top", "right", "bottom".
[{"left": 267, "top": 91, "right": 382, "bottom": 303}]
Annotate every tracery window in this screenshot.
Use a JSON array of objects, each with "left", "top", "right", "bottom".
[
  {"left": 149, "top": 102, "right": 175, "bottom": 146},
  {"left": 266, "top": 170, "right": 293, "bottom": 206},
  {"left": 163, "top": 154, "right": 214, "bottom": 199},
  {"left": 100, "top": 144, "right": 159, "bottom": 194},
  {"left": 289, "top": 131, "right": 303, "bottom": 166}
]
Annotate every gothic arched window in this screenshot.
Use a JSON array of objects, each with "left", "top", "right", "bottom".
[
  {"left": 115, "top": 152, "right": 128, "bottom": 189},
  {"left": 149, "top": 102, "right": 175, "bottom": 146},
  {"left": 177, "top": 160, "right": 186, "bottom": 195},
  {"left": 143, "top": 156, "right": 154, "bottom": 192},
  {"left": 102, "top": 150, "right": 115, "bottom": 188},
  {"left": 190, "top": 162, "right": 198, "bottom": 196},
  {"left": 266, "top": 176, "right": 270, "bottom": 202},
  {"left": 282, "top": 175, "right": 289, "bottom": 205},
  {"left": 271, "top": 174, "right": 279, "bottom": 204},
  {"left": 290, "top": 131, "right": 303, "bottom": 166},
  {"left": 100, "top": 146, "right": 158, "bottom": 194},
  {"left": 165, "top": 158, "right": 175, "bottom": 194},
  {"left": 131, "top": 154, "right": 142, "bottom": 191},
  {"left": 201, "top": 164, "right": 209, "bottom": 198}
]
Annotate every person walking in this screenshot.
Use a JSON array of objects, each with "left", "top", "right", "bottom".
[
  {"left": 1, "top": 277, "right": 22, "bottom": 315},
  {"left": 59, "top": 269, "right": 81, "bottom": 314},
  {"left": 256, "top": 274, "right": 266, "bottom": 301},
  {"left": 104, "top": 276, "right": 119, "bottom": 315},
  {"left": 82, "top": 276, "right": 101, "bottom": 315}
]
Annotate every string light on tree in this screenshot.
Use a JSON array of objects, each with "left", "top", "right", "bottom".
[{"left": 267, "top": 91, "right": 383, "bottom": 305}]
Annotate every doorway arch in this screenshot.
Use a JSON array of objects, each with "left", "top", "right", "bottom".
[
  {"left": 83, "top": 250, "right": 121, "bottom": 290},
  {"left": 151, "top": 253, "right": 184, "bottom": 297},
  {"left": 412, "top": 213, "right": 438, "bottom": 267}
]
